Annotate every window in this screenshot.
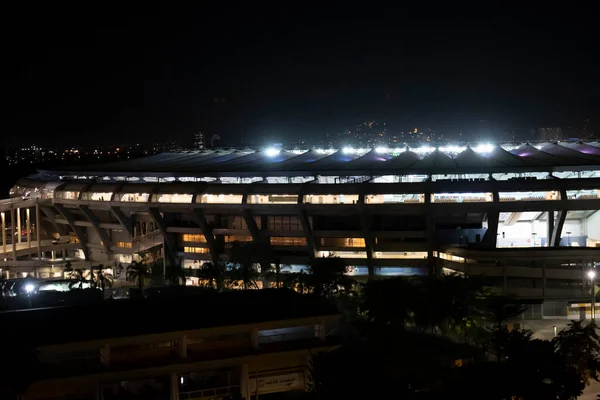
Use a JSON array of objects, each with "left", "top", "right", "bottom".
[
  {"left": 303, "top": 194, "right": 359, "bottom": 204},
  {"left": 116, "top": 241, "right": 132, "bottom": 249},
  {"left": 320, "top": 238, "right": 365, "bottom": 247},
  {"left": 198, "top": 194, "right": 244, "bottom": 204},
  {"left": 248, "top": 194, "right": 298, "bottom": 204},
  {"left": 366, "top": 194, "right": 424, "bottom": 204},
  {"left": 267, "top": 216, "right": 304, "bottom": 231},
  {"left": 184, "top": 247, "right": 210, "bottom": 254},
  {"left": 499, "top": 191, "right": 559, "bottom": 202},
  {"left": 431, "top": 192, "right": 492, "bottom": 203},
  {"left": 270, "top": 237, "right": 307, "bottom": 246},
  {"left": 566, "top": 189, "right": 599, "bottom": 200},
  {"left": 182, "top": 234, "right": 207, "bottom": 242},
  {"left": 55, "top": 191, "right": 80, "bottom": 200},
  {"left": 224, "top": 235, "right": 253, "bottom": 242},
  {"left": 82, "top": 192, "right": 113, "bottom": 201},
  {"left": 154, "top": 194, "right": 193, "bottom": 203},
  {"left": 119, "top": 193, "right": 150, "bottom": 202}
]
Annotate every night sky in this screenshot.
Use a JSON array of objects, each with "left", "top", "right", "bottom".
[{"left": 2, "top": 4, "right": 598, "bottom": 147}]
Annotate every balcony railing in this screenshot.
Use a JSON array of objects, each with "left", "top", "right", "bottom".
[{"left": 179, "top": 385, "right": 240, "bottom": 400}]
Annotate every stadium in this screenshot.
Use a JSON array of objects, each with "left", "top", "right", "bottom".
[{"left": 5, "top": 141, "right": 600, "bottom": 316}]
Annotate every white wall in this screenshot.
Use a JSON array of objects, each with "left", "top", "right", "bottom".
[{"left": 585, "top": 211, "right": 600, "bottom": 241}]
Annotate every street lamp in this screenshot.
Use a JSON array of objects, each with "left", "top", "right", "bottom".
[{"left": 588, "top": 270, "right": 596, "bottom": 321}]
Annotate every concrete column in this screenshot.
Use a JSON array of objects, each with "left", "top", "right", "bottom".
[
  {"left": 503, "top": 265, "right": 508, "bottom": 295},
  {"left": 542, "top": 263, "right": 547, "bottom": 298},
  {"left": 17, "top": 208, "right": 21, "bottom": 244},
  {"left": 177, "top": 335, "right": 187, "bottom": 357},
  {"left": 250, "top": 328, "right": 259, "bottom": 349},
  {"left": 11, "top": 206, "right": 17, "bottom": 261},
  {"left": 35, "top": 203, "right": 42, "bottom": 260},
  {"left": 51, "top": 250, "right": 55, "bottom": 261},
  {"left": 26, "top": 209, "right": 31, "bottom": 248},
  {"left": 315, "top": 322, "right": 326, "bottom": 341},
  {"left": 239, "top": 364, "right": 249, "bottom": 400},
  {"left": 1, "top": 211, "right": 6, "bottom": 254},
  {"left": 547, "top": 211, "right": 554, "bottom": 247},
  {"left": 170, "top": 372, "right": 179, "bottom": 400},
  {"left": 100, "top": 344, "right": 110, "bottom": 367}
]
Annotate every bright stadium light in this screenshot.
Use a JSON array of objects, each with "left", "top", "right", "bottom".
[
  {"left": 474, "top": 144, "right": 494, "bottom": 154},
  {"left": 375, "top": 147, "right": 389, "bottom": 154},
  {"left": 439, "top": 145, "right": 466, "bottom": 154},
  {"left": 342, "top": 147, "right": 354, "bottom": 154},
  {"left": 265, "top": 148, "right": 281, "bottom": 157}
]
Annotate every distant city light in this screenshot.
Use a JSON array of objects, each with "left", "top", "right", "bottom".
[{"left": 265, "top": 148, "right": 281, "bottom": 157}]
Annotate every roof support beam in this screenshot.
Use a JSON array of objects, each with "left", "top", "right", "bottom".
[
  {"left": 54, "top": 204, "right": 89, "bottom": 260},
  {"left": 551, "top": 210, "right": 567, "bottom": 247},
  {"left": 110, "top": 206, "right": 133, "bottom": 238},
  {"left": 357, "top": 194, "right": 375, "bottom": 277},
  {"left": 191, "top": 209, "right": 219, "bottom": 263},
  {"left": 40, "top": 205, "right": 67, "bottom": 236},
  {"left": 79, "top": 205, "right": 113, "bottom": 256},
  {"left": 297, "top": 209, "right": 318, "bottom": 258},
  {"left": 148, "top": 207, "right": 177, "bottom": 266},
  {"left": 546, "top": 211, "right": 554, "bottom": 246},
  {"left": 481, "top": 210, "right": 499, "bottom": 248},
  {"left": 241, "top": 209, "right": 270, "bottom": 271}
]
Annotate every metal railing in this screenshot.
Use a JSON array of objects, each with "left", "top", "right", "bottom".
[{"left": 179, "top": 385, "right": 240, "bottom": 400}]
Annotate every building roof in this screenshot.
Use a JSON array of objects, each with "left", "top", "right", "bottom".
[
  {"left": 0, "top": 289, "right": 339, "bottom": 347},
  {"left": 36, "top": 142, "right": 600, "bottom": 179}
]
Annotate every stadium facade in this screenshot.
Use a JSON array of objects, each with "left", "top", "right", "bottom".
[{"left": 6, "top": 141, "right": 600, "bottom": 313}]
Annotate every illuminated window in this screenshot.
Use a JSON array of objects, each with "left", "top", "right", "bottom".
[
  {"left": 199, "top": 194, "right": 244, "bottom": 204},
  {"left": 566, "top": 189, "right": 599, "bottom": 200},
  {"left": 154, "top": 194, "right": 193, "bottom": 203},
  {"left": 270, "top": 237, "right": 307, "bottom": 246},
  {"left": 303, "top": 194, "right": 359, "bottom": 204},
  {"left": 248, "top": 194, "right": 298, "bottom": 204},
  {"left": 499, "top": 191, "right": 559, "bottom": 202},
  {"left": 320, "top": 238, "right": 366, "bottom": 247},
  {"left": 55, "top": 191, "right": 80, "bottom": 200},
  {"left": 116, "top": 241, "right": 132, "bottom": 249},
  {"left": 184, "top": 247, "right": 210, "bottom": 254},
  {"left": 119, "top": 193, "right": 150, "bottom": 202},
  {"left": 82, "top": 192, "right": 113, "bottom": 201},
  {"left": 224, "top": 235, "right": 253, "bottom": 243},
  {"left": 267, "top": 216, "right": 304, "bottom": 231},
  {"left": 366, "top": 194, "right": 424, "bottom": 204},
  {"left": 431, "top": 193, "right": 492, "bottom": 203},
  {"left": 182, "top": 234, "right": 207, "bottom": 243}
]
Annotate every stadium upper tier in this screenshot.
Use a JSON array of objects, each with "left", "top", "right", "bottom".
[{"left": 26, "top": 142, "right": 600, "bottom": 182}]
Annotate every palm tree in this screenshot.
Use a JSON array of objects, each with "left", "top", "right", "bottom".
[
  {"left": 307, "top": 256, "right": 353, "bottom": 298},
  {"left": 230, "top": 241, "right": 261, "bottom": 289},
  {"left": 92, "top": 264, "right": 114, "bottom": 295},
  {"left": 126, "top": 259, "right": 151, "bottom": 294},
  {"left": 263, "top": 260, "right": 292, "bottom": 288},
  {"left": 66, "top": 267, "right": 89, "bottom": 290},
  {"left": 199, "top": 261, "right": 228, "bottom": 290}
]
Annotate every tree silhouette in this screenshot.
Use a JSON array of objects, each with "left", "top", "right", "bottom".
[{"left": 126, "top": 259, "right": 151, "bottom": 295}]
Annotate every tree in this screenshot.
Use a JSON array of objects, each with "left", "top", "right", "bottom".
[
  {"left": 165, "top": 265, "right": 186, "bottom": 285},
  {"left": 263, "top": 260, "right": 292, "bottom": 288},
  {"left": 307, "top": 256, "right": 353, "bottom": 298},
  {"left": 484, "top": 295, "right": 528, "bottom": 330},
  {"left": 126, "top": 259, "right": 151, "bottom": 294},
  {"left": 199, "top": 261, "right": 227, "bottom": 291},
  {"left": 554, "top": 320, "right": 600, "bottom": 387},
  {"left": 230, "top": 241, "right": 260, "bottom": 289},
  {"left": 360, "top": 277, "right": 416, "bottom": 330},
  {"left": 65, "top": 266, "right": 89, "bottom": 290},
  {"left": 92, "top": 264, "right": 113, "bottom": 295}
]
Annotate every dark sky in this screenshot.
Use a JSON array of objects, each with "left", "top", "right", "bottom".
[{"left": 2, "top": 3, "right": 598, "bottom": 147}]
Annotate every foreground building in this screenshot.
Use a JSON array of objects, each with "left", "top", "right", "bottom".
[
  {"left": 0, "top": 289, "right": 340, "bottom": 400},
  {"left": 5, "top": 141, "right": 600, "bottom": 313}
]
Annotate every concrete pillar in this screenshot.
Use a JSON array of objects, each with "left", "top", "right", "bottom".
[
  {"left": 35, "top": 203, "right": 42, "bottom": 260},
  {"left": 100, "top": 344, "right": 110, "bottom": 367},
  {"left": 26, "top": 209, "right": 31, "bottom": 248},
  {"left": 177, "top": 335, "right": 187, "bottom": 357},
  {"left": 547, "top": 211, "right": 554, "bottom": 247},
  {"left": 542, "top": 263, "right": 547, "bottom": 298},
  {"left": 315, "top": 322, "right": 326, "bottom": 341},
  {"left": 170, "top": 372, "right": 179, "bottom": 400},
  {"left": 239, "top": 364, "right": 249, "bottom": 400},
  {"left": 1, "top": 211, "right": 6, "bottom": 254},
  {"left": 17, "top": 208, "right": 21, "bottom": 244},
  {"left": 11, "top": 206, "right": 17, "bottom": 261},
  {"left": 503, "top": 265, "right": 508, "bottom": 295},
  {"left": 52, "top": 250, "right": 55, "bottom": 261},
  {"left": 250, "top": 328, "right": 259, "bottom": 349}
]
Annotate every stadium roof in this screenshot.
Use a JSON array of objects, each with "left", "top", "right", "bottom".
[{"left": 39, "top": 142, "right": 600, "bottom": 178}]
